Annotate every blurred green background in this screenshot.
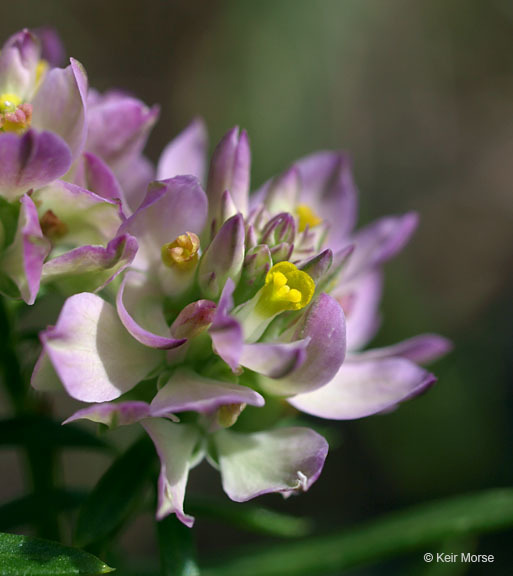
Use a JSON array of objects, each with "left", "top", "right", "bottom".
[{"left": 1, "top": 1, "right": 512, "bottom": 574}]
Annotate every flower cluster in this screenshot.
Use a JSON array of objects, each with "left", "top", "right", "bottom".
[{"left": 1, "top": 29, "right": 450, "bottom": 527}]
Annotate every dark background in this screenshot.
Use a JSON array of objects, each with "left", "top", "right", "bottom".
[{"left": 1, "top": 1, "right": 512, "bottom": 574}]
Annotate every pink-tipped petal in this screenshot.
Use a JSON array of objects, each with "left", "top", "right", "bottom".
[
  {"left": 150, "top": 368, "right": 264, "bottom": 417},
  {"left": 1, "top": 194, "right": 50, "bottom": 304},
  {"left": 41, "top": 293, "right": 162, "bottom": 402},
  {"left": 119, "top": 176, "right": 207, "bottom": 269},
  {"left": 63, "top": 401, "right": 151, "bottom": 427},
  {"left": 0, "top": 29, "right": 40, "bottom": 99},
  {"left": 116, "top": 154, "right": 155, "bottom": 214},
  {"left": 297, "top": 151, "right": 358, "bottom": 247},
  {"left": 215, "top": 427, "right": 328, "bottom": 502},
  {"left": 143, "top": 418, "right": 200, "bottom": 527},
  {"left": 353, "top": 334, "right": 453, "bottom": 365},
  {"left": 116, "top": 272, "right": 186, "bottom": 350},
  {"left": 0, "top": 131, "right": 71, "bottom": 201},
  {"left": 260, "top": 293, "right": 346, "bottom": 396},
  {"left": 32, "top": 58, "right": 88, "bottom": 161},
  {"left": 343, "top": 212, "right": 419, "bottom": 281},
  {"left": 335, "top": 270, "right": 383, "bottom": 352},
  {"left": 33, "top": 27, "right": 66, "bottom": 67},
  {"left": 86, "top": 91, "right": 158, "bottom": 164},
  {"left": 208, "top": 279, "right": 243, "bottom": 372},
  {"left": 42, "top": 234, "right": 138, "bottom": 293},
  {"left": 157, "top": 118, "right": 208, "bottom": 184},
  {"left": 239, "top": 339, "right": 309, "bottom": 379},
  {"left": 289, "top": 357, "right": 436, "bottom": 420},
  {"left": 252, "top": 165, "right": 301, "bottom": 215},
  {"left": 206, "top": 127, "right": 250, "bottom": 227},
  {"left": 74, "top": 152, "right": 127, "bottom": 209}
]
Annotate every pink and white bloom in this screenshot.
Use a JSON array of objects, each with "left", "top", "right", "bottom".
[
  {"left": 32, "top": 120, "right": 450, "bottom": 527},
  {"left": 0, "top": 30, "right": 134, "bottom": 302}
]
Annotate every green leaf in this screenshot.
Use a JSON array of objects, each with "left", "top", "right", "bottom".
[
  {"left": 0, "top": 532, "right": 114, "bottom": 576},
  {"left": 75, "top": 435, "right": 156, "bottom": 547},
  {"left": 0, "top": 489, "right": 87, "bottom": 531},
  {"left": 202, "top": 488, "right": 513, "bottom": 576},
  {"left": 188, "top": 497, "right": 312, "bottom": 538},
  {"left": 157, "top": 515, "right": 199, "bottom": 576},
  {"left": 0, "top": 415, "right": 110, "bottom": 451}
]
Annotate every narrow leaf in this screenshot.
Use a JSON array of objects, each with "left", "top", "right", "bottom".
[
  {"left": 75, "top": 435, "right": 156, "bottom": 547},
  {"left": 188, "top": 497, "right": 312, "bottom": 538},
  {"left": 0, "top": 532, "right": 113, "bottom": 576},
  {"left": 157, "top": 514, "right": 199, "bottom": 576},
  {"left": 203, "top": 488, "right": 513, "bottom": 576}
]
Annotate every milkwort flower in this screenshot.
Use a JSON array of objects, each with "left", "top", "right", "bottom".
[
  {"left": 31, "top": 114, "right": 450, "bottom": 526},
  {"left": 250, "top": 154, "right": 452, "bottom": 416},
  {"left": 0, "top": 29, "right": 139, "bottom": 304}
]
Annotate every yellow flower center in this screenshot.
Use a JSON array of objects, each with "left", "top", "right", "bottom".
[
  {"left": 296, "top": 204, "right": 322, "bottom": 232},
  {"left": 0, "top": 93, "right": 32, "bottom": 134},
  {"left": 257, "top": 261, "right": 315, "bottom": 317},
  {"left": 0, "top": 93, "right": 21, "bottom": 114},
  {"left": 161, "top": 232, "right": 200, "bottom": 271}
]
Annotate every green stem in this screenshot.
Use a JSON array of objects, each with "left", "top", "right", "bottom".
[
  {"left": 0, "top": 296, "right": 60, "bottom": 540},
  {"left": 0, "top": 298, "right": 27, "bottom": 412},
  {"left": 202, "top": 488, "right": 513, "bottom": 576},
  {"left": 157, "top": 515, "right": 199, "bottom": 576}
]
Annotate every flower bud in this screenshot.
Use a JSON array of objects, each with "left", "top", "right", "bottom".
[
  {"left": 245, "top": 224, "right": 257, "bottom": 250},
  {"left": 261, "top": 212, "right": 296, "bottom": 246},
  {"left": 297, "top": 248, "right": 333, "bottom": 282},
  {"left": 171, "top": 300, "right": 217, "bottom": 339},
  {"left": 198, "top": 214, "right": 245, "bottom": 299},
  {"left": 234, "top": 244, "right": 272, "bottom": 302},
  {"left": 215, "top": 189, "right": 238, "bottom": 234},
  {"left": 270, "top": 242, "right": 293, "bottom": 263},
  {"left": 206, "top": 127, "right": 250, "bottom": 233}
]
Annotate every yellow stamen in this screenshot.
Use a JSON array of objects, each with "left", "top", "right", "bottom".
[
  {"left": 256, "top": 261, "right": 315, "bottom": 317},
  {"left": 273, "top": 271, "right": 288, "bottom": 289},
  {"left": 0, "top": 93, "right": 21, "bottom": 114},
  {"left": 0, "top": 93, "right": 32, "bottom": 134},
  {"left": 161, "top": 232, "right": 200, "bottom": 271},
  {"left": 296, "top": 204, "right": 322, "bottom": 232},
  {"left": 218, "top": 403, "right": 246, "bottom": 428}
]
